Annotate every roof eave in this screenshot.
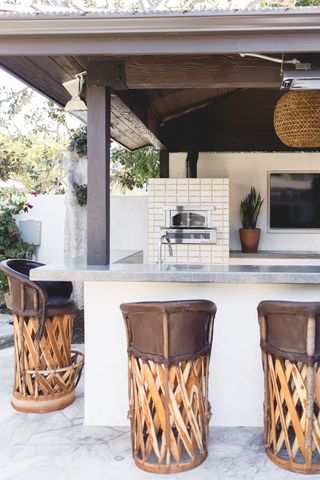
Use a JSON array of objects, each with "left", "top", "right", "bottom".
[{"left": 1, "top": 10, "right": 320, "bottom": 36}]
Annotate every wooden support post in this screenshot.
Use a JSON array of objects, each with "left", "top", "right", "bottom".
[
  {"left": 159, "top": 150, "right": 169, "bottom": 178},
  {"left": 87, "top": 83, "right": 111, "bottom": 265},
  {"left": 186, "top": 150, "right": 199, "bottom": 178}
]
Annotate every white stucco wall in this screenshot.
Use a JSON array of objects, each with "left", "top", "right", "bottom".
[
  {"left": 14, "top": 151, "right": 320, "bottom": 262},
  {"left": 170, "top": 152, "right": 320, "bottom": 252},
  {"left": 110, "top": 195, "right": 148, "bottom": 258},
  {"left": 15, "top": 194, "right": 65, "bottom": 264},
  {"left": 84, "top": 280, "right": 320, "bottom": 427},
  {"left": 15, "top": 193, "right": 148, "bottom": 265}
]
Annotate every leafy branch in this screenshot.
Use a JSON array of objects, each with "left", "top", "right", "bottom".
[
  {"left": 0, "top": 188, "right": 36, "bottom": 294},
  {"left": 68, "top": 127, "right": 160, "bottom": 190}
]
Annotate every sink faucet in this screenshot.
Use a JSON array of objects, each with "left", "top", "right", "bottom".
[{"left": 158, "top": 234, "right": 173, "bottom": 264}]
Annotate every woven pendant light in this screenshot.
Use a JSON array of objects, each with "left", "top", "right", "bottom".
[{"left": 274, "top": 90, "right": 320, "bottom": 148}]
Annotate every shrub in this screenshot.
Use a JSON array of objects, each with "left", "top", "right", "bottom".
[{"left": 0, "top": 189, "right": 36, "bottom": 294}]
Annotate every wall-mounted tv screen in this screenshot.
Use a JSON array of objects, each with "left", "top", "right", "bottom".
[{"left": 269, "top": 172, "right": 320, "bottom": 229}]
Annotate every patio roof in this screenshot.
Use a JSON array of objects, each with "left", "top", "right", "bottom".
[
  {"left": 1, "top": 5, "right": 320, "bottom": 262},
  {"left": 0, "top": 6, "right": 320, "bottom": 151},
  {"left": 0, "top": 4, "right": 320, "bottom": 47}
]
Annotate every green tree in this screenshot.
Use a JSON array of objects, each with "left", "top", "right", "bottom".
[
  {"left": 249, "top": 0, "right": 320, "bottom": 7},
  {"left": 0, "top": 137, "right": 23, "bottom": 181},
  {"left": 68, "top": 127, "right": 160, "bottom": 191},
  {"left": 0, "top": 133, "right": 66, "bottom": 193},
  {"left": 111, "top": 145, "right": 159, "bottom": 190},
  {"left": 0, "top": 84, "right": 77, "bottom": 193}
]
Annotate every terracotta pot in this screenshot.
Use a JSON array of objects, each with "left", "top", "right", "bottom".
[{"left": 239, "top": 228, "right": 261, "bottom": 253}]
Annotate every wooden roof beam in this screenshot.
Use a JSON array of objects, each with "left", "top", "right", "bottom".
[
  {"left": 87, "top": 56, "right": 283, "bottom": 90},
  {"left": 124, "top": 56, "right": 282, "bottom": 89},
  {"left": 87, "top": 62, "right": 164, "bottom": 149},
  {"left": 110, "top": 94, "right": 163, "bottom": 150},
  {"left": 88, "top": 55, "right": 281, "bottom": 90}
]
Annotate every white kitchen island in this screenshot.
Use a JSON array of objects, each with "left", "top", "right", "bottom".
[{"left": 31, "top": 261, "right": 320, "bottom": 427}]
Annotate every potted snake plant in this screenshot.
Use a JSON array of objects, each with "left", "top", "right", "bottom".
[{"left": 239, "top": 187, "right": 264, "bottom": 253}]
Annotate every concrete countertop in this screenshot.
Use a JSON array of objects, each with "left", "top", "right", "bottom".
[
  {"left": 230, "top": 250, "right": 320, "bottom": 259},
  {"left": 30, "top": 260, "right": 320, "bottom": 284}
]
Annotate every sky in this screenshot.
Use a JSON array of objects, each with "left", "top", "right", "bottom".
[
  {"left": 0, "top": 68, "right": 25, "bottom": 93},
  {"left": 0, "top": 67, "right": 81, "bottom": 134}
]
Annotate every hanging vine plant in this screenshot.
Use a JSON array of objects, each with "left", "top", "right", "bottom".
[
  {"left": 73, "top": 183, "right": 87, "bottom": 206},
  {"left": 68, "top": 126, "right": 87, "bottom": 157}
]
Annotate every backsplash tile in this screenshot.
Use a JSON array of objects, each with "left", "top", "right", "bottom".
[{"left": 148, "top": 179, "right": 229, "bottom": 264}]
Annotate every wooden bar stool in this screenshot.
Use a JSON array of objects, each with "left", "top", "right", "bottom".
[
  {"left": 258, "top": 300, "right": 320, "bottom": 474},
  {"left": 120, "top": 299, "right": 216, "bottom": 474},
  {"left": 0, "top": 259, "right": 84, "bottom": 413}
]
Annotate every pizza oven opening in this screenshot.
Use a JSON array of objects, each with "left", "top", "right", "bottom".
[{"left": 163, "top": 205, "right": 217, "bottom": 244}]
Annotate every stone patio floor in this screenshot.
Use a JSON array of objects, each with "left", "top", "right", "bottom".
[
  {"left": 0, "top": 312, "right": 13, "bottom": 349},
  {"left": 0, "top": 336, "right": 318, "bottom": 478}
]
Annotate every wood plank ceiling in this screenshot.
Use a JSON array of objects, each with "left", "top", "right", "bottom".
[{"left": 1, "top": 53, "right": 319, "bottom": 151}]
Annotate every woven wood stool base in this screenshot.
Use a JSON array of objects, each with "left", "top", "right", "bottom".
[
  {"left": 266, "top": 449, "right": 320, "bottom": 474},
  {"left": 264, "top": 353, "right": 320, "bottom": 474},
  {"left": 12, "top": 390, "right": 75, "bottom": 413},
  {"left": 134, "top": 451, "right": 207, "bottom": 474},
  {"left": 12, "top": 350, "right": 84, "bottom": 413},
  {"left": 128, "top": 356, "right": 211, "bottom": 474},
  {"left": 13, "top": 313, "right": 84, "bottom": 413}
]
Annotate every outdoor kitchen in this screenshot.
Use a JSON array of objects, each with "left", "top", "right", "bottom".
[
  {"left": 3, "top": 5, "right": 320, "bottom": 478},
  {"left": 148, "top": 178, "right": 229, "bottom": 265}
]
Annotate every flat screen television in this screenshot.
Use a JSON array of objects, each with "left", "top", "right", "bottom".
[{"left": 269, "top": 172, "right": 320, "bottom": 230}]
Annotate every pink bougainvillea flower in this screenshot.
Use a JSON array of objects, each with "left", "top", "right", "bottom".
[
  {"left": 23, "top": 203, "right": 33, "bottom": 210},
  {"left": 11, "top": 231, "right": 19, "bottom": 237}
]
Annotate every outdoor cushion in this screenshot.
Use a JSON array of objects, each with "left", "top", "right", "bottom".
[
  {"left": 47, "top": 296, "right": 76, "bottom": 316},
  {"left": 37, "top": 280, "right": 73, "bottom": 299}
]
